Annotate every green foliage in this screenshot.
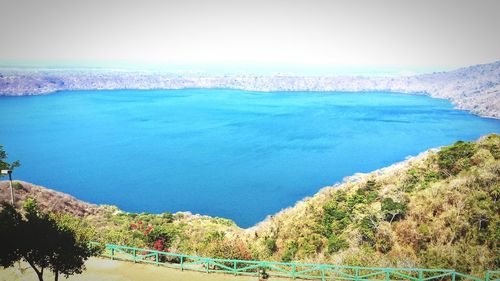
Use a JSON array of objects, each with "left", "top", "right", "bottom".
[
  {"left": 465, "top": 190, "right": 497, "bottom": 246},
  {"left": 358, "top": 215, "right": 378, "bottom": 246},
  {"left": 281, "top": 241, "right": 298, "bottom": 262},
  {"left": 0, "top": 144, "right": 20, "bottom": 177},
  {"left": 0, "top": 199, "right": 99, "bottom": 281},
  {"left": 423, "top": 170, "right": 440, "bottom": 184},
  {"left": 327, "top": 234, "right": 348, "bottom": 253},
  {"left": 264, "top": 237, "right": 277, "bottom": 255},
  {"left": 418, "top": 223, "right": 430, "bottom": 235},
  {"left": 437, "top": 140, "right": 476, "bottom": 176},
  {"left": 211, "top": 217, "right": 237, "bottom": 226},
  {"left": 490, "top": 143, "right": 500, "bottom": 159},
  {"left": 402, "top": 168, "right": 420, "bottom": 192},
  {"left": 321, "top": 191, "right": 347, "bottom": 234},
  {"left": 200, "top": 231, "right": 252, "bottom": 261},
  {"left": 322, "top": 199, "right": 350, "bottom": 237},
  {"left": 381, "top": 198, "right": 407, "bottom": 222},
  {"left": 146, "top": 224, "right": 177, "bottom": 247},
  {"left": 351, "top": 180, "right": 379, "bottom": 206},
  {"left": 402, "top": 166, "right": 441, "bottom": 192},
  {"left": 321, "top": 181, "right": 380, "bottom": 238},
  {"left": 0, "top": 203, "right": 23, "bottom": 268},
  {"left": 478, "top": 134, "right": 500, "bottom": 159},
  {"left": 320, "top": 180, "right": 382, "bottom": 254},
  {"left": 161, "top": 212, "right": 174, "bottom": 222},
  {"left": 203, "top": 230, "right": 225, "bottom": 243},
  {"left": 298, "top": 234, "right": 323, "bottom": 257}
]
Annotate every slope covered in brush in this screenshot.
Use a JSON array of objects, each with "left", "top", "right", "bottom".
[{"left": 247, "top": 135, "right": 499, "bottom": 275}]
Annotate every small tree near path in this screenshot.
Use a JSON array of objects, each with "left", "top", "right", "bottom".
[{"left": 0, "top": 199, "right": 100, "bottom": 281}]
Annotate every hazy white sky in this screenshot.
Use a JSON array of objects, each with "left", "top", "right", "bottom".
[{"left": 0, "top": 0, "right": 499, "bottom": 73}]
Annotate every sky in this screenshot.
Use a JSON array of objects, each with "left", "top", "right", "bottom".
[{"left": 0, "top": 0, "right": 499, "bottom": 74}]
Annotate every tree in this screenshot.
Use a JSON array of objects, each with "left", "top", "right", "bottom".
[
  {"left": 381, "top": 198, "right": 407, "bottom": 223},
  {"left": 358, "top": 215, "right": 379, "bottom": 246},
  {"left": 0, "top": 199, "right": 100, "bottom": 281},
  {"left": 0, "top": 144, "right": 20, "bottom": 175}
]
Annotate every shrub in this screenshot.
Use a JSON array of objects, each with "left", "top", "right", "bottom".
[
  {"left": 321, "top": 198, "right": 350, "bottom": 237},
  {"left": 281, "top": 241, "right": 298, "bottom": 262},
  {"left": 161, "top": 212, "right": 174, "bottom": 222},
  {"left": 298, "top": 234, "right": 324, "bottom": 257},
  {"left": 146, "top": 225, "right": 177, "bottom": 250},
  {"left": 437, "top": 141, "right": 476, "bottom": 176},
  {"left": 327, "top": 234, "right": 349, "bottom": 253},
  {"left": 353, "top": 180, "right": 379, "bottom": 204},
  {"left": 358, "top": 215, "right": 378, "bottom": 246},
  {"left": 402, "top": 169, "right": 420, "bottom": 192},
  {"left": 381, "top": 198, "right": 407, "bottom": 223},
  {"left": 478, "top": 134, "right": 500, "bottom": 159},
  {"left": 264, "top": 237, "right": 277, "bottom": 254},
  {"left": 375, "top": 222, "right": 394, "bottom": 253}
]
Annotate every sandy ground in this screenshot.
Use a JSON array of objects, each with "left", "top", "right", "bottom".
[{"left": 0, "top": 257, "right": 287, "bottom": 281}]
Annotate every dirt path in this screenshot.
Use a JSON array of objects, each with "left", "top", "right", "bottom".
[{"left": 0, "top": 257, "right": 288, "bottom": 281}]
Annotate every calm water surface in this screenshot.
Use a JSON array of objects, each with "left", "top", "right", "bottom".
[{"left": 0, "top": 89, "right": 499, "bottom": 227}]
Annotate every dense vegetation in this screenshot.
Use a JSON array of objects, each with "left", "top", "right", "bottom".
[
  {"left": 249, "top": 134, "right": 499, "bottom": 275},
  {"left": 86, "top": 208, "right": 252, "bottom": 261},
  {"left": 1, "top": 135, "right": 498, "bottom": 276}
]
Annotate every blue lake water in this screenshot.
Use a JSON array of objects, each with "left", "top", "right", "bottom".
[{"left": 0, "top": 89, "right": 499, "bottom": 227}]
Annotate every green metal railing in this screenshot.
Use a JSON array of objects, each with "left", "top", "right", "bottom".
[{"left": 91, "top": 242, "right": 499, "bottom": 281}]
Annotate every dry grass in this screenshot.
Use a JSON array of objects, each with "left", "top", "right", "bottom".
[
  {"left": 0, "top": 258, "right": 286, "bottom": 281},
  {"left": 0, "top": 181, "right": 105, "bottom": 217}
]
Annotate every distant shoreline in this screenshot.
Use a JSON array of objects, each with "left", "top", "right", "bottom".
[{"left": 1, "top": 61, "right": 499, "bottom": 119}]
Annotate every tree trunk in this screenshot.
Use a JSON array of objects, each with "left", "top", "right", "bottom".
[
  {"left": 36, "top": 271, "right": 44, "bottom": 281},
  {"left": 54, "top": 270, "right": 59, "bottom": 281},
  {"left": 389, "top": 213, "right": 396, "bottom": 223},
  {"left": 25, "top": 258, "right": 44, "bottom": 281}
]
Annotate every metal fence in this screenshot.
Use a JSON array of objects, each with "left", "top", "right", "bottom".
[{"left": 92, "top": 242, "right": 499, "bottom": 281}]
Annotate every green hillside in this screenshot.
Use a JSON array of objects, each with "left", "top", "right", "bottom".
[
  {"left": 247, "top": 135, "right": 499, "bottom": 275},
  {"left": 2, "top": 135, "right": 499, "bottom": 276}
]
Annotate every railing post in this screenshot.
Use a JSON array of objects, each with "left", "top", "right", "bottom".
[
  {"left": 385, "top": 269, "right": 390, "bottom": 281},
  {"left": 452, "top": 271, "right": 456, "bottom": 281},
  {"left": 111, "top": 248, "right": 114, "bottom": 260},
  {"left": 321, "top": 266, "right": 326, "bottom": 281},
  {"left": 180, "top": 256, "right": 184, "bottom": 271},
  {"left": 155, "top": 253, "right": 159, "bottom": 266},
  {"left": 206, "top": 259, "right": 209, "bottom": 273},
  {"left": 292, "top": 263, "right": 296, "bottom": 279},
  {"left": 355, "top": 267, "right": 360, "bottom": 281},
  {"left": 233, "top": 261, "right": 237, "bottom": 275},
  {"left": 485, "top": 271, "right": 489, "bottom": 281},
  {"left": 418, "top": 270, "right": 423, "bottom": 281},
  {"left": 133, "top": 249, "right": 137, "bottom": 263}
]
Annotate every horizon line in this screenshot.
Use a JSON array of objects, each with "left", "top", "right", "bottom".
[{"left": 0, "top": 60, "right": 498, "bottom": 77}]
